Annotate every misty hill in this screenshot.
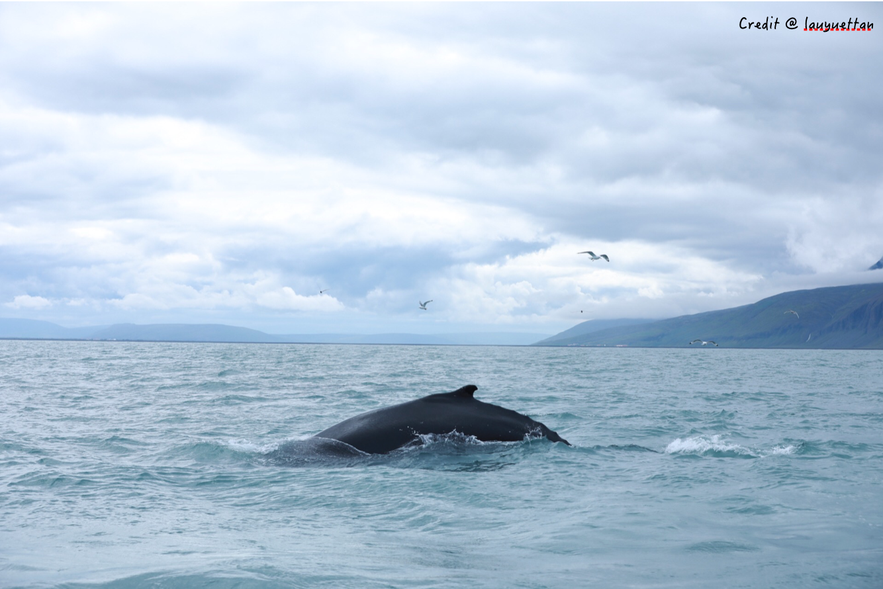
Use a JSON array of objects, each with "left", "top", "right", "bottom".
[
  {"left": 276, "top": 332, "right": 547, "bottom": 345},
  {"left": 535, "top": 283, "right": 883, "bottom": 349},
  {"left": 0, "top": 320, "right": 285, "bottom": 343},
  {"left": 0, "top": 319, "right": 547, "bottom": 346},
  {"left": 88, "top": 323, "right": 283, "bottom": 343},
  {"left": 0, "top": 318, "right": 107, "bottom": 340}
]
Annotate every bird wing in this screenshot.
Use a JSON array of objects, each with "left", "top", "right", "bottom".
[{"left": 600, "top": 254, "right": 609, "bottom": 261}]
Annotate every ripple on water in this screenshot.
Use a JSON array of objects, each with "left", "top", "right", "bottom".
[{"left": 685, "top": 540, "right": 761, "bottom": 553}]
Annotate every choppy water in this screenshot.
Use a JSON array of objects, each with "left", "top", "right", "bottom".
[{"left": 1, "top": 340, "right": 882, "bottom": 588}]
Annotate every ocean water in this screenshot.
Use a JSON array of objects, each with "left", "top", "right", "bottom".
[{"left": 1, "top": 341, "right": 882, "bottom": 589}]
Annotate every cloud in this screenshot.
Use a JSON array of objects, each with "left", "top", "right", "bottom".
[
  {"left": 0, "top": 2, "right": 881, "bottom": 333},
  {"left": 786, "top": 189, "right": 883, "bottom": 273},
  {"left": 424, "top": 238, "right": 768, "bottom": 327},
  {"left": 6, "top": 295, "right": 52, "bottom": 310}
]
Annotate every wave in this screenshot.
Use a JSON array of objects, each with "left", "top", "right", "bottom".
[
  {"left": 51, "top": 570, "right": 306, "bottom": 589},
  {"left": 155, "top": 440, "right": 260, "bottom": 466},
  {"left": 685, "top": 540, "right": 761, "bottom": 553},
  {"left": 209, "top": 394, "right": 273, "bottom": 405},
  {"left": 260, "top": 437, "right": 370, "bottom": 467},
  {"left": 257, "top": 431, "right": 566, "bottom": 468},
  {"left": 665, "top": 435, "right": 798, "bottom": 458}
]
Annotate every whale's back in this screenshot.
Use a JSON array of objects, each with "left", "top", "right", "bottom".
[{"left": 315, "top": 385, "right": 570, "bottom": 454}]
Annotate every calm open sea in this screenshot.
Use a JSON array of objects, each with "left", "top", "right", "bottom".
[{"left": 1, "top": 340, "right": 882, "bottom": 588}]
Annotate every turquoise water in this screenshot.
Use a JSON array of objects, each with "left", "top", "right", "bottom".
[{"left": 1, "top": 341, "right": 882, "bottom": 588}]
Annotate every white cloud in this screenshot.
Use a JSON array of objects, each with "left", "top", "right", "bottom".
[
  {"left": 108, "top": 293, "right": 166, "bottom": 311},
  {"left": 786, "top": 190, "right": 883, "bottom": 273},
  {"left": 245, "top": 274, "right": 345, "bottom": 313},
  {"left": 0, "top": 3, "right": 881, "bottom": 334},
  {"left": 6, "top": 295, "right": 52, "bottom": 310}
]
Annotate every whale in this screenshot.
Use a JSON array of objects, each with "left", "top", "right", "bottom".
[{"left": 313, "top": 384, "right": 571, "bottom": 454}]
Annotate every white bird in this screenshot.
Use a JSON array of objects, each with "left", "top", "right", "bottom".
[
  {"left": 689, "top": 339, "right": 718, "bottom": 346},
  {"left": 785, "top": 309, "right": 799, "bottom": 319},
  {"left": 578, "top": 251, "right": 609, "bottom": 262},
  {"left": 419, "top": 300, "right": 433, "bottom": 310}
]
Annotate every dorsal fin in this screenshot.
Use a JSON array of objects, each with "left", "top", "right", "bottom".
[{"left": 448, "top": 384, "right": 478, "bottom": 399}]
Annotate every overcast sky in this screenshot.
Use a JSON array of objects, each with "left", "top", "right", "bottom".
[{"left": 1, "top": 2, "right": 881, "bottom": 336}]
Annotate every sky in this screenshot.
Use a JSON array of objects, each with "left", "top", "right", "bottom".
[{"left": 1, "top": 2, "right": 882, "bottom": 337}]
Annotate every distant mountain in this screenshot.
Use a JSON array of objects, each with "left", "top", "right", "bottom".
[
  {"left": 277, "top": 332, "right": 549, "bottom": 345},
  {"left": 0, "top": 319, "right": 548, "bottom": 346},
  {"left": 0, "top": 318, "right": 106, "bottom": 340},
  {"left": 87, "top": 323, "right": 284, "bottom": 343},
  {"left": 533, "top": 318, "right": 653, "bottom": 345},
  {"left": 870, "top": 257, "right": 883, "bottom": 270},
  {"left": 534, "top": 283, "right": 883, "bottom": 349}
]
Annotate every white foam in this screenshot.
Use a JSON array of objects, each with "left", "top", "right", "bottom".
[
  {"left": 416, "top": 431, "right": 485, "bottom": 446},
  {"left": 665, "top": 435, "right": 752, "bottom": 456},
  {"left": 225, "top": 438, "right": 279, "bottom": 454},
  {"left": 666, "top": 436, "right": 798, "bottom": 458},
  {"left": 768, "top": 444, "right": 796, "bottom": 456}
]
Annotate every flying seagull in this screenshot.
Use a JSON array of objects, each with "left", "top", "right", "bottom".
[
  {"left": 578, "top": 251, "right": 609, "bottom": 262},
  {"left": 785, "top": 309, "right": 799, "bottom": 319},
  {"left": 319, "top": 289, "right": 329, "bottom": 295},
  {"left": 419, "top": 300, "right": 433, "bottom": 310},
  {"left": 689, "top": 339, "right": 718, "bottom": 346}
]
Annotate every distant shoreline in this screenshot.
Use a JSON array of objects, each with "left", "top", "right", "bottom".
[
  {"left": 4, "top": 281, "right": 882, "bottom": 349},
  {"left": 0, "top": 337, "right": 533, "bottom": 347},
  {"left": 3, "top": 337, "right": 882, "bottom": 351}
]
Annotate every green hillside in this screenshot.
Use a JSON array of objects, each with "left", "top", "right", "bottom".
[
  {"left": 535, "top": 283, "right": 883, "bottom": 349},
  {"left": 534, "top": 318, "right": 653, "bottom": 346}
]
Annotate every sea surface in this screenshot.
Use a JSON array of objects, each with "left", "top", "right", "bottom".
[{"left": 1, "top": 340, "right": 882, "bottom": 589}]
